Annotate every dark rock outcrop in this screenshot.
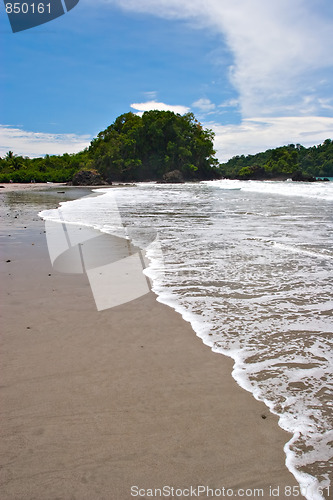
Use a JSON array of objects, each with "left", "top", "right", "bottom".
[
  {"left": 162, "top": 170, "right": 185, "bottom": 183},
  {"left": 292, "top": 171, "right": 317, "bottom": 182},
  {"left": 71, "top": 170, "right": 109, "bottom": 186}
]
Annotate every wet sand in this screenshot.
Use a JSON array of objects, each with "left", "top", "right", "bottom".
[{"left": 0, "top": 185, "right": 300, "bottom": 499}]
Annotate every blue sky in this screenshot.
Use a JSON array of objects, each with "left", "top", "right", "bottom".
[{"left": 1, "top": 0, "right": 333, "bottom": 161}]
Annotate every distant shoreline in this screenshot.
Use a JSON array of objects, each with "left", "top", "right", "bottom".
[{"left": 0, "top": 175, "right": 331, "bottom": 195}]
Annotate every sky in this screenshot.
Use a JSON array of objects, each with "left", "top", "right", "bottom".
[{"left": 1, "top": 0, "right": 333, "bottom": 162}]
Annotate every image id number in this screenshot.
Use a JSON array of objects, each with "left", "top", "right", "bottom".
[{"left": 5, "top": 3, "right": 51, "bottom": 14}]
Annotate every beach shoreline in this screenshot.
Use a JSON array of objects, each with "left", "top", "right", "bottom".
[{"left": 1, "top": 185, "right": 301, "bottom": 499}]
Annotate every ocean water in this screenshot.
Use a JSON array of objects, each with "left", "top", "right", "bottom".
[{"left": 40, "top": 179, "right": 333, "bottom": 499}]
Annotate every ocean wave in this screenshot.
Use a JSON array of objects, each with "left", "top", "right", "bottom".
[{"left": 204, "top": 179, "right": 333, "bottom": 201}]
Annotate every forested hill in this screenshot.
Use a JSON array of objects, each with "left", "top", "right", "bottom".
[
  {"left": 88, "top": 111, "right": 220, "bottom": 182},
  {"left": 219, "top": 139, "right": 333, "bottom": 180}
]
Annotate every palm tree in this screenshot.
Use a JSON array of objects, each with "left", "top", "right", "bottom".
[{"left": 5, "top": 151, "right": 15, "bottom": 160}]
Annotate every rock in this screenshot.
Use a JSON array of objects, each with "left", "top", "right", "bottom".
[
  {"left": 292, "top": 171, "right": 317, "bottom": 182},
  {"left": 71, "top": 170, "right": 109, "bottom": 186},
  {"left": 162, "top": 170, "right": 185, "bottom": 183}
]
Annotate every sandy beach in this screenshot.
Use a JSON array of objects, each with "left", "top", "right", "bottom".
[{"left": 0, "top": 184, "right": 300, "bottom": 499}]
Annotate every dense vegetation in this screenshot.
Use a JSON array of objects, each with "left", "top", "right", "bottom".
[
  {"left": 88, "top": 111, "right": 220, "bottom": 181},
  {"left": 0, "top": 110, "right": 332, "bottom": 183},
  {"left": 0, "top": 111, "right": 219, "bottom": 183},
  {"left": 0, "top": 150, "right": 88, "bottom": 183},
  {"left": 219, "top": 139, "right": 333, "bottom": 179}
]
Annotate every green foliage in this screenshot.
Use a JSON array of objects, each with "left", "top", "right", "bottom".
[
  {"left": 0, "top": 149, "right": 90, "bottom": 183},
  {"left": 219, "top": 140, "right": 333, "bottom": 179}
]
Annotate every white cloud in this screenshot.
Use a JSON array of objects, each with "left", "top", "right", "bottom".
[
  {"left": 209, "top": 116, "right": 333, "bottom": 162},
  {"left": 144, "top": 91, "right": 158, "bottom": 100},
  {"left": 130, "top": 100, "right": 190, "bottom": 115},
  {"left": 219, "top": 99, "right": 239, "bottom": 109},
  {"left": 0, "top": 125, "right": 91, "bottom": 158},
  {"left": 192, "top": 98, "right": 216, "bottom": 113},
  {"left": 101, "top": 0, "right": 333, "bottom": 118},
  {"left": 318, "top": 98, "right": 333, "bottom": 112},
  {"left": 212, "top": 0, "right": 333, "bottom": 117}
]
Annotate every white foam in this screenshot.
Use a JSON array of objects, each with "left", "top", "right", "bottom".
[
  {"left": 271, "top": 241, "right": 333, "bottom": 261},
  {"left": 204, "top": 178, "right": 333, "bottom": 201}
]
